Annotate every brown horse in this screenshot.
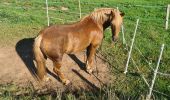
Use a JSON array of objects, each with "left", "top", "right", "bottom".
[{"left": 33, "top": 8, "right": 124, "bottom": 85}]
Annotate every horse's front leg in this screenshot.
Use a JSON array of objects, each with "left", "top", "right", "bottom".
[{"left": 86, "top": 44, "right": 98, "bottom": 74}]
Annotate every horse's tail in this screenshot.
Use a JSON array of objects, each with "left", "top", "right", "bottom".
[{"left": 33, "top": 35, "right": 46, "bottom": 80}]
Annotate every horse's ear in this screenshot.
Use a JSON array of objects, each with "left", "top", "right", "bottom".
[{"left": 120, "top": 12, "right": 125, "bottom": 17}]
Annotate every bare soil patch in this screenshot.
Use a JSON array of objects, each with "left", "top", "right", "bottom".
[{"left": 0, "top": 38, "right": 112, "bottom": 92}]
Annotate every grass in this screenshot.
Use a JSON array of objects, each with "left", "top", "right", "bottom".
[
  {"left": 0, "top": 83, "right": 146, "bottom": 100},
  {"left": 0, "top": 0, "right": 170, "bottom": 99}
]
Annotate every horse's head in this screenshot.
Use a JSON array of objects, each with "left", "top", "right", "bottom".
[
  {"left": 90, "top": 8, "right": 125, "bottom": 42},
  {"left": 105, "top": 9, "right": 125, "bottom": 42}
]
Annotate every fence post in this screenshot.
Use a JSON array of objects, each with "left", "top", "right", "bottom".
[
  {"left": 116, "top": 7, "right": 119, "bottom": 10},
  {"left": 165, "top": 4, "right": 170, "bottom": 30},
  {"left": 46, "top": 0, "right": 50, "bottom": 26},
  {"left": 78, "top": 0, "right": 82, "bottom": 18},
  {"left": 121, "top": 25, "right": 126, "bottom": 44},
  {"left": 146, "top": 44, "right": 165, "bottom": 100},
  {"left": 124, "top": 19, "right": 139, "bottom": 74}
]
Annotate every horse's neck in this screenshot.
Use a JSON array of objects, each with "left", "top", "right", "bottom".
[
  {"left": 77, "top": 17, "right": 101, "bottom": 29},
  {"left": 68, "top": 16, "right": 104, "bottom": 33},
  {"left": 84, "top": 16, "right": 104, "bottom": 32},
  {"left": 86, "top": 16, "right": 110, "bottom": 32},
  {"left": 103, "top": 20, "right": 111, "bottom": 30}
]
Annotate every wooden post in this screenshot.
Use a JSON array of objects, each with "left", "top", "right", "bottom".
[
  {"left": 121, "top": 25, "right": 126, "bottom": 44},
  {"left": 78, "top": 0, "right": 81, "bottom": 18},
  {"left": 46, "top": 0, "right": 49, "bottom": 26},
  {"left": 124, "top": 19, "right": 139, "bottom": 74},
  {"left": 165, "top": 5, "right": 170, "bottom": 30},
  {"left": 146, "top": 44, "right": 165, "bottom": 100}
]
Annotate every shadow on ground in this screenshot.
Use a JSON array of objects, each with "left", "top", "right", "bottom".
[
  {"left": 15, "top": 38, "right": 61, "bottom": 81},
  {"left": 15, "top": 38, "right": 37, "bottom": 78},
  {"left": 15, "top": 38, "right": 99, "bottom": 90},
  {"left": 68, "top": 54, "right": 86, "bottom": 71}
]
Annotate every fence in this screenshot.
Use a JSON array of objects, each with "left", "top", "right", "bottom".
[
  {"left": 44, "top": 0, "right": 170, "bottom": 30},
  {"left": 45, "top": 0, "right": 170, "bottom": 98},
  {"left": 44, "top": 1, "right": 170, "bottom": 99},
  {"left": 1, "top": 0, "right": 169, "bottom": 99},
  {"left": 122, "top": 19, "right": 168, "bottom": 99},
  {"left": 1, "top": 1, "right": 169, "bottom": 27}
]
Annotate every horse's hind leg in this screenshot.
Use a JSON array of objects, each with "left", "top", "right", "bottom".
[
  {"left": 53, "top": 59, "right": 70, "bottom": 85},
  {"left": 36, "top": 59, "right": 50, "bottom": 81},
  {"left": 86, "top": 44, "right": 97, "bottom": 74}
]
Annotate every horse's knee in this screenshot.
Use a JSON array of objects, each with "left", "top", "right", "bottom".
[
  {"left": 53, "top": 61, "right": 61, "bottom": 71},
  {"left": 53, "top": 66, "right": 61, "bottom": 75}
]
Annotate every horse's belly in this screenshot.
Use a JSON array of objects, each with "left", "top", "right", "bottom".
[
  {"left": 65, "top": 40, "right": 89, "bottom": 54},
  {"left": 65, "top": 45, "right": 87, "bottom": 54}
]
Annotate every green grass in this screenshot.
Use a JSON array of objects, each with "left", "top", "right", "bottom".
[{"left": 0, "top": 0, "right": 170, "bottom": 99}]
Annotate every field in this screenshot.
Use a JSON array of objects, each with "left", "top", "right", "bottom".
[{"left": 0, "top": 0, "right": 170, "bottom": 99}]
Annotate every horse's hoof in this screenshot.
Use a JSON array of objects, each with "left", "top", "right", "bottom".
[
  {"left": 64, "top": 80, "right": 70, "bottom": 85},
  {"left": 43, "top": 76, "right": 51, "bottom": 82},
  {"left": 87, "top": 68, "right": 93, "bottom": 74}
]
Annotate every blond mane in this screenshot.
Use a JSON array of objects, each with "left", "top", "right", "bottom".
[
  {"left": 80, "top": 8, "right": 115, "bottom": 23},
  {"left": 89, "top": 8, "right": 115, "bottom": 24}
]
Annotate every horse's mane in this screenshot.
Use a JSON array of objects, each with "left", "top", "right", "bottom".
[{"left": 88, "top": 8, "right": 115, "bottom": 24}]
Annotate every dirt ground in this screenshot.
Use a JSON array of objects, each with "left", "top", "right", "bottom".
[{"left": 0, "top": 38, "right": 112, "bottom": 92}]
